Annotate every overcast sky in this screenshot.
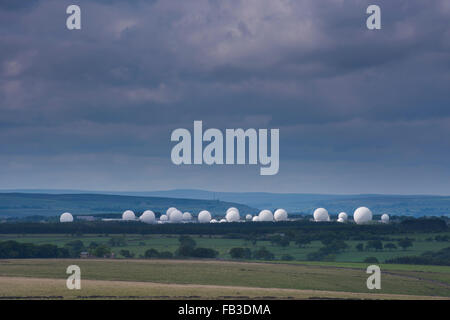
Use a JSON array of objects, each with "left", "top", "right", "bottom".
[{"left": 1, "top": 0, "right": 450, "bottom": 194}]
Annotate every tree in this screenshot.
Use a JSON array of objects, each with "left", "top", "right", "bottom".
[
  {"left": 191, "top": 248, "right": 218, "bottom": 258},
  {"left": 269, "top": 235, "right": 290, "bottom": 247},
  {"left": 64, "top": 240, "right": 85, "bottom": 257},
  {"left": 384, "top": 243, "right": 397, "bottom": 251},
  {"left": 366, "top": 240, "right": 383, "bottom": 251},
  {"left": 176, "top": 244, "right": 195, "bottom": 257},
  {"left": 108, "top": 236, "right": 127, "bottom": 247},
  {"left": 253, "top": 247, "right": 275, "bottom": 260},
  {"left": 92, "top": 245, "right": 111, "bottom": 257},
  {"left": 321, "top": 240, "right": 348, "bottom": 254},
  {"left": 295, "top": 237, "right": 311, "bottom": 248},
  {"left": 398, "top": 239, "right": 413, "bottom": 251},
  {"left": 356, "top": 243, "right": 364, "bottom": 252},
  {"left": 279, "top": 238, "right": 290, "bottom": 247},
  {"left": 364, "top": 257, "right": 379, "bottom": 263},
  {"left": 229, "top": 247, "right": 252, "bottom": 259},
  {"left": 158, "top": 251, "right": 173, "bottom": 259},
  {"left": 119, "top": 249, "right": 134, "bottom": 258},
  {"left": 178, "top": 235, "right": 196, "bottom": 248},
  {"left": 89, "top": 241, "right": 99, "bottom": 249},
  {"left": 145, "top": 248, "right": 160, "bottom": 258}
]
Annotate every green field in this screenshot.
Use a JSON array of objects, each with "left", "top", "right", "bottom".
[
  {"left": 0, "top": 259, "right": 448, "bottom": 299},
  {"left": 1, "top": 232, "right": 448, "bottom": 299},
  {"left": 1, "top": 233, "right": 448, "bottom": 263}
]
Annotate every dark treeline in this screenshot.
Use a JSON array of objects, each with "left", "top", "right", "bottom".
[
  {"left": 0, "top": 240, "right": 69, "bottom": 258},
  {"left": 386, "top": 247, "right": 450, "bottom": 266},
  {"left": 0, "top": 218, "right": 446, "bottom": 238}
]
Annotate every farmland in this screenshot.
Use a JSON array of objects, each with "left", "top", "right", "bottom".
[
  {"left": 0, "top": 259, "right": 449, "bottom": 299},
  {"left": 0, "top": 233, "right": 449, "bottom": 263},
  {"left": 0, "top": 220, "right": 448, "bottom": 299}
]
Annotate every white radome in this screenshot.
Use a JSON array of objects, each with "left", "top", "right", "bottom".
[
  {"left": 166, "top": 207, "right": 177, "bottom": 218},
  {"left": 182, "top": 212, "right": 192, "bottom": 221},
  {"left": 226, "top": 209, "right": 240, "bottom": 222},
  {"left": 338, "top": 212, "right": 348, "bottom": 221},
  {"left": 227, "top": 207, "right": 240, "bottom": 215},
  {"left": 210, "top": 219, "right": 218, "bottom": 223},
  {"left": 353, "top": 207, "right": 373, "bottom": 225},
  {"left": 258, "top": 209, "right": 273, "bottom": 222},
  {"left": 169, "top": 209, "right": 183, "bottom": 223},
  {"left": 252, "top": 216, "right": 260, "bottom": 222},
  {"left": 274, "top": 209, "right": 288, "bottom": 221},
  {"left": 313, "top": 208, "right": 329, "bottom": 222},
  {"left": 60, "top": 212, "right": 73, "bottom": 223},
  {"left": 198, "top": 210, "right": 211, "bottom": 223},
  {"left": 245, "top": 214, "right": 252, "bottom": 221},
  {"left": 219, "top": 219, "right": 227, "bottom": 223},
  {"left": 337, "top": 217, "right": 345, "bottom": 223},
  {"left": 381, "top": 213, "right": 390, "bottom": 223},
  {"left": 159, "top": 214, "right": 168, "bottom": 222},
  {"left": 139, "top": 210, "right": 155, "bottom": 224},
  {"left": 122, "top": 210, "right": 136, "bottom": 221}
]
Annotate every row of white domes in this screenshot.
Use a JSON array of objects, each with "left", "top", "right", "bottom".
[
  {"left": 60, "top": 207, "right": 289, "bottom": 223},
  {"left": 313, "top": 207, "right": 389, "bottom": 224},
  {"left": 60, "top": 207, "right": 389, "bottom": 224}
]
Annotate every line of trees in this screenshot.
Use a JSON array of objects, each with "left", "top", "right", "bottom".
[
  {"left": 229, "top": 247, "right": 276, "bottom": 260},
  {"left": 355, "top": 238, "right": 414, "bottom": 252},
  {"left": 143, "top": 236, "right": 218, "bottom": 259},
  {"left": 307, "top": 239, "right": 349, "bottom": 261},
  {"left": 386, "top": 247, "right": 450, "bottom": 266},
  {"left": 0, "top": 240, "right": 69, "bottom": 258},
  {"left": 0, "top": 218, "right": 446, "bottom": 237}
]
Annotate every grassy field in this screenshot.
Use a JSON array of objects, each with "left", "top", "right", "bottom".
[
  {"left": 0, "top": 259, "right": 448, "bottom": 299},
  {"left": 1, "top": 233, "right": 449, "bottom": 263}
]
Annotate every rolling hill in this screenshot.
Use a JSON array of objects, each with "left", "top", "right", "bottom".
[
  {"left": 1, "top": 189, "right": 449, "bottom": 217},
  {"left": 0, "top": 193, "right": 257, "bottom": 218}
]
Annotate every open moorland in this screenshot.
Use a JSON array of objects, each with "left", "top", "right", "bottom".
[
  {"left": 0, "top": 259, "right": 448, "bottom": 299},
  {"left": 0, "top": 218, "right": 448, "bottom": 299}
]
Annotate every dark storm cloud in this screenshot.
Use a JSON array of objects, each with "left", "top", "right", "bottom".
[{"left": 1, "top": 0, "right": 449, "bottom": 193}]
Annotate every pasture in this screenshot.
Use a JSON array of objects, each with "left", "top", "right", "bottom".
[
  {"left": 0, "top": 259, "right": 448, "bottom": 299},
  {"left": 0, "top": 233, "right": 448, "bottom": 262}
]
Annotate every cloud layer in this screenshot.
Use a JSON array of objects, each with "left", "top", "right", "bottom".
[{"left": 1, "top": 0, "right": 450, "bottom": 194}]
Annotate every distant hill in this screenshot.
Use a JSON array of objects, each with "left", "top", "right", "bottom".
[
  {"left": 139, "top": 190, "right": 450, "bottom": 217},
  {"left": 1, "top": 189, "right": 449, "bottom": 217},
  {"left": 0, "top": 193, "right": 257, "bottom": 218}
]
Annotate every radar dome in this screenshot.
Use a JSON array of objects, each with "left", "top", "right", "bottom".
[
  {"left": 381, "top": 213, "right": 390, "bottom": 223},
  {"left": 353, "top": 207, "right": 373, "bottom": 225},
  {"left": 139, "top": 210, "right": 155, "bottom": 224},
  {"left": 122, "top": 210, "right": 136, "bottom": 221},
  {"left": 274, "top": 209, "right": 288, "bottom": 221},
  {"left": 159, "top": 214, "right": 168, "bottom": 221},
  {"left": 225, "top": 209, "right": 240, "bottom": 222},
  {"left": 60, "top": 212, "right": 73, "bottom": 223},
  {"left": 258, "top": 210, "right": 273, "bottom": 222},
  {"left": 313, "top": 208, "right": 329, "bottom": 222},
  {"left": 338, "top": 212, "right": 348, "bottom": 221},
  {"left": 252, "top": 216, "right": 260, "bottom": 222},
  {"left": 198, "top": 210, "right": 211, "bottom": 223},
  {"left": 337, "top": 217, "right": 345, "bottom": 223},
  {"left": 166, "top": 207, "right": 177, "bottom": 218},
  {"left": 226, "top": 207, "right": 240, "bottom": 215},
  {"left": 219, "top": 219, "right": 227, "bottom": 223},
  {"left": 182, "top": 212, "right": 192, "bottom": 221},
  {"left": 245, "top": 214, "right": 252, "bottom": 221},
  {"left": 170, "top": 209, "right": 183, "bottom": 223}
]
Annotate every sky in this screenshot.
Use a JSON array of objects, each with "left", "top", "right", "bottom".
[{"left": 1, "top": 0, "right": 450, "bottom": 194}]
